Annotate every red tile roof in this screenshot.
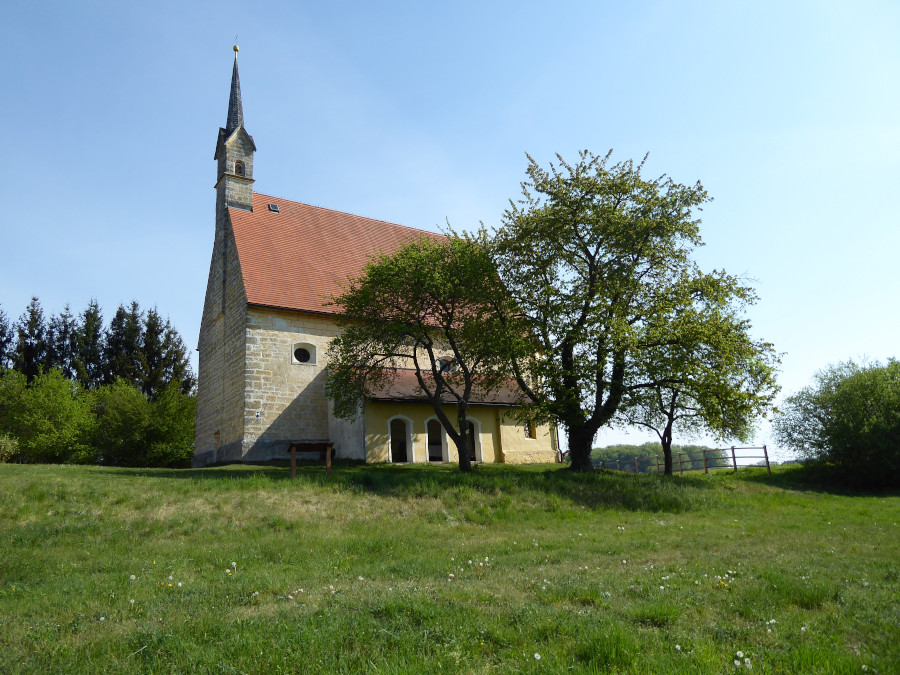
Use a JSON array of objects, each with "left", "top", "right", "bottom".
[{"left": 229, "top": 193, "right": 443, "bottom": 315}]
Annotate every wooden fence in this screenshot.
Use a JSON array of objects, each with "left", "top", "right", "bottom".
[{"left": 594, "top": 446, "right": 771, "bottom": 476}]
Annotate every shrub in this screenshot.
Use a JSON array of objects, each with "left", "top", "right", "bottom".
[
  {"left": 773, "top": 359, "right": 900, "bottom": 488},
  {"left": 92, "top": 379, "right": 195, "bottom": 467},
  {"left": 0, "top": 369, "right": 95, "bottom": 463},
  {"left": 0, "top": 433, "right": 19, "bottom": 462}
]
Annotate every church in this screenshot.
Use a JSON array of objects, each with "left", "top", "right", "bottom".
[{"left": 193, "top": 48, "right": 558, "bottom": 468}]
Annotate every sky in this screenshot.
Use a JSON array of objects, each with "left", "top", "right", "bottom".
[{"left": 2, "top": 1, "right": 898, "bottom": 461}]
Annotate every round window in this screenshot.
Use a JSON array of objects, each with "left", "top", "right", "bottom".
[{"left": 294, "top": 347, "right": 311, "bottom": 363}]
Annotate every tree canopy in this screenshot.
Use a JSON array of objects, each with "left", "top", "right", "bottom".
[
  {"left": 616, "top": 270, "right": 780, "bottom": 474},
  {"left": 326, "top": 236, "right": 524, "bottom": 471},
  {"left": 773, "top": 359, "right": 899, "bottom": 488},
  {"left": 492, "top": 150, "right": 717, "bottom": 470}
]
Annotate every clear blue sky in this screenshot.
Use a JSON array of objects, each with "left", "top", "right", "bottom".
[{"left": 2, "top": 1, "right": 897, "bottom": 459}]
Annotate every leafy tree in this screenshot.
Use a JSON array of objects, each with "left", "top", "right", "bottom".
[
  {"left": 773, "top": 359, "right": 900, "bottom": 488},
  {"left": 14, "top": 297, "right": 47, "bottom": 382},
  {"left": 92, "top": 378, "right": 151, "bottom": 466},
  {"left": 0, "top": 308, "right": 13, "bottom": 371},
  {"left": 74, "top": 299, "right": 105, "bottom": 388},
  {"left": 491, "top": 151, "right": 711, "bottom": 471},
  {"left": 45, "top": 304, "right": 80, "bottom": 380},
  {"left": 1, "top": 369, "right": 95, "bottom": 463},
  {"left": 327, "top": 236, "right": 523, "bottom": 472},
  {"left": 91, "top": 379, "right": 196, "bottom": 467},
  {"left": 103, "top": 301, "right": 143, "bottom": 385},
  {"left": 617, "top": 271, "right": 779, "bottom": 474},
  {"left": 146, "top": 381, "right": 196, "bottom": 466}
]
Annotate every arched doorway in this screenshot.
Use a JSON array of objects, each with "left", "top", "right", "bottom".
[
  {"left": 389, "top": 417, "right": 410, "bottom": 463},
  {"left": 427, "top": 419, "right": 444, "bottom": 462},
  {"left": 464, "top": 418, "right": 481, "bottom": 463}
]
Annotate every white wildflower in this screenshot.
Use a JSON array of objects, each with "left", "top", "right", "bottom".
[
  {"left": 737, "top": 651, "right": 744, "bottom": 658},
  {"left": 534, "top": 653, "right": 541, "bottom": 660},
  {"left": 129, "top": 575, "right": 136, "bottom": 581}
]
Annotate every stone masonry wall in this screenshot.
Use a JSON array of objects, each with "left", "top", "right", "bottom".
[
  {"left": 194, "top": 210, "right": 248, "bottom": 466},
  {"left": 239, "top": 308, "right": 364, "bottom": 462}
]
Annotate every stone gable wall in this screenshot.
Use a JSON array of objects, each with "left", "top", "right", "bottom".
[{"left": 194, "top": 211, "right": 248, "bottom": 466}]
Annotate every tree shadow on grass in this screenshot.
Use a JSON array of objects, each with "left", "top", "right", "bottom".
[
  {"left": 104, "top": 461, "right": 718, "bottom": 513},
  {"left": 736, "top": 464, "right": 900, "bottom": 497}
]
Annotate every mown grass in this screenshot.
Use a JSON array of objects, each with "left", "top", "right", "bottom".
[{"left": 0, "top": 462, "right": 897, "bottom": 673}]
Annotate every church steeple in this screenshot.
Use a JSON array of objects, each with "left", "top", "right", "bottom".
[
  {"left": 214, "top": 45, "right": 256, "bottom": 212},
  {"left": 225, "top": 46, "right": 244, "bottom": 134}
]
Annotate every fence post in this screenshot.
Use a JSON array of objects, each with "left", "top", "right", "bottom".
[
  {"left": 678, "top": 453, "right": 684, "bottom": 476},
  {"left": 634, "top": 457, "right": 639, "bottom": 474},
  {"left": 703, "top": 449, "right": 708, "bottom": 474},
  {"left": 616, "top": 459, "right": 621, "bottom": 472},
  {"left": 763, "top": 444, "right": 771, "bottom": 475},
  {"left": 731, "top": 446, "right": 738, "bottom": 472}
]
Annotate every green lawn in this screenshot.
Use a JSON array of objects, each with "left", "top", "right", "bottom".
[{"left": 0, "top": 462, "right": 896, "bottom": 673}]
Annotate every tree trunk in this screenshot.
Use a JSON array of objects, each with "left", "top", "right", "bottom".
[
  {"left": 456, "top": 407, "right": 473, "bottom": 473},
  {"left": 661, "top": 424, "right": 674, "bottom": 476},
  {"left": 567, "top": 425, "right": 596, "bottom": 472}
]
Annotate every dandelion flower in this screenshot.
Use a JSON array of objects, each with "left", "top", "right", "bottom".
[
  {"left": 358, "top": 576, "right": 364, "bottom": 581},
  {"left": 534, "top": 653, "right": 541, "bottom": 660},
  {"left": 177, "top": 582, "right": 182, "bottom": 588},
  {"left": 129, "top": 599, "right": 134, "bottom": 605},
  {"left": 231, "top": 562, "right": 237, "bottom": 568},
  {"left": 168, "top": 575, "right": 173, "bottom": 581},
  {"left": 99, "top": 616, "right": 105, "bottom": 622},
  {"left": 675, "top": 645, "right": 681, "bottom": 651},
  {"left": 129, "top": 575, "right": 136, "bottom": 581},
  {"left": 737, "top": 651, "right": 744, "bottom": 658},
  {"left": 734, "top": 659, "right": 741, "bottom": 667}
]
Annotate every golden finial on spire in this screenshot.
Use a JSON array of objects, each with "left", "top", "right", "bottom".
[{"left": 233, "top": 44, "right": 239, "bottom": 56}]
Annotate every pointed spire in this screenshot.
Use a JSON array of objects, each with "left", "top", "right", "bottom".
[{"left": 225, "top": 45, "right": 244, "bottom": 134}]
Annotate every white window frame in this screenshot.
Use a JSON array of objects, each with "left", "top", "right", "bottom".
[{"left": 291, "top": 342, "right": 317, "bottom": 365}]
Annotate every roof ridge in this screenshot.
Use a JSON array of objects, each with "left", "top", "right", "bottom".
[{"left": 252, "top": 192, "right": 443, "bottom": 237}]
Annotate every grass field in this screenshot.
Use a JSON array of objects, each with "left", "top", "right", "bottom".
[{"left": 0, "top": 462, "right": 897, "bottom": 674}]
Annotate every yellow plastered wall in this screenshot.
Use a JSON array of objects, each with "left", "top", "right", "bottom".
[
  {"left": 365, "top": 401, "right": 556, "bottom": 464},
  {"left": 496, "top": 411, "right": 558, "bottom": 464}
]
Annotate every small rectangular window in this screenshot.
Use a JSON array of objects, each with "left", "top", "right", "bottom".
[{"left": 268, "top": 203, "right": 280, "bottom": 213}]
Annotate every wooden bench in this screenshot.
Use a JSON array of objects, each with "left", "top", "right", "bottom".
[{"left": 288, "top": 441, "right": 335, "bottom": 477}]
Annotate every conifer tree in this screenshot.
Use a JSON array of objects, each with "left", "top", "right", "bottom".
[
  {"left": 74, "top": 300, "right": 104, "bottom": 388},
  {"left": 103, "top": 301, "right": 143, "bottom": 385},
  {"left": 0, "top": 308, "right": 13, "bottom": 371},
  {"left": 14, "top": 297, "right": 47, "bottom": 382},
  {"left": 46, "top": 304, "right": 79, "bottom": 380}
]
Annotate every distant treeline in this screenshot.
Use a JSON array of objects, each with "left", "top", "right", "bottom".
[
  {"left": 591, "top": 442, "right": 726, "bottom": 473},
  {"left": 0, "top": 297, "right": 193, "bottom": 396},
  {"left": 0, "top": 298, "right": 195, "bottom": 467}
]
